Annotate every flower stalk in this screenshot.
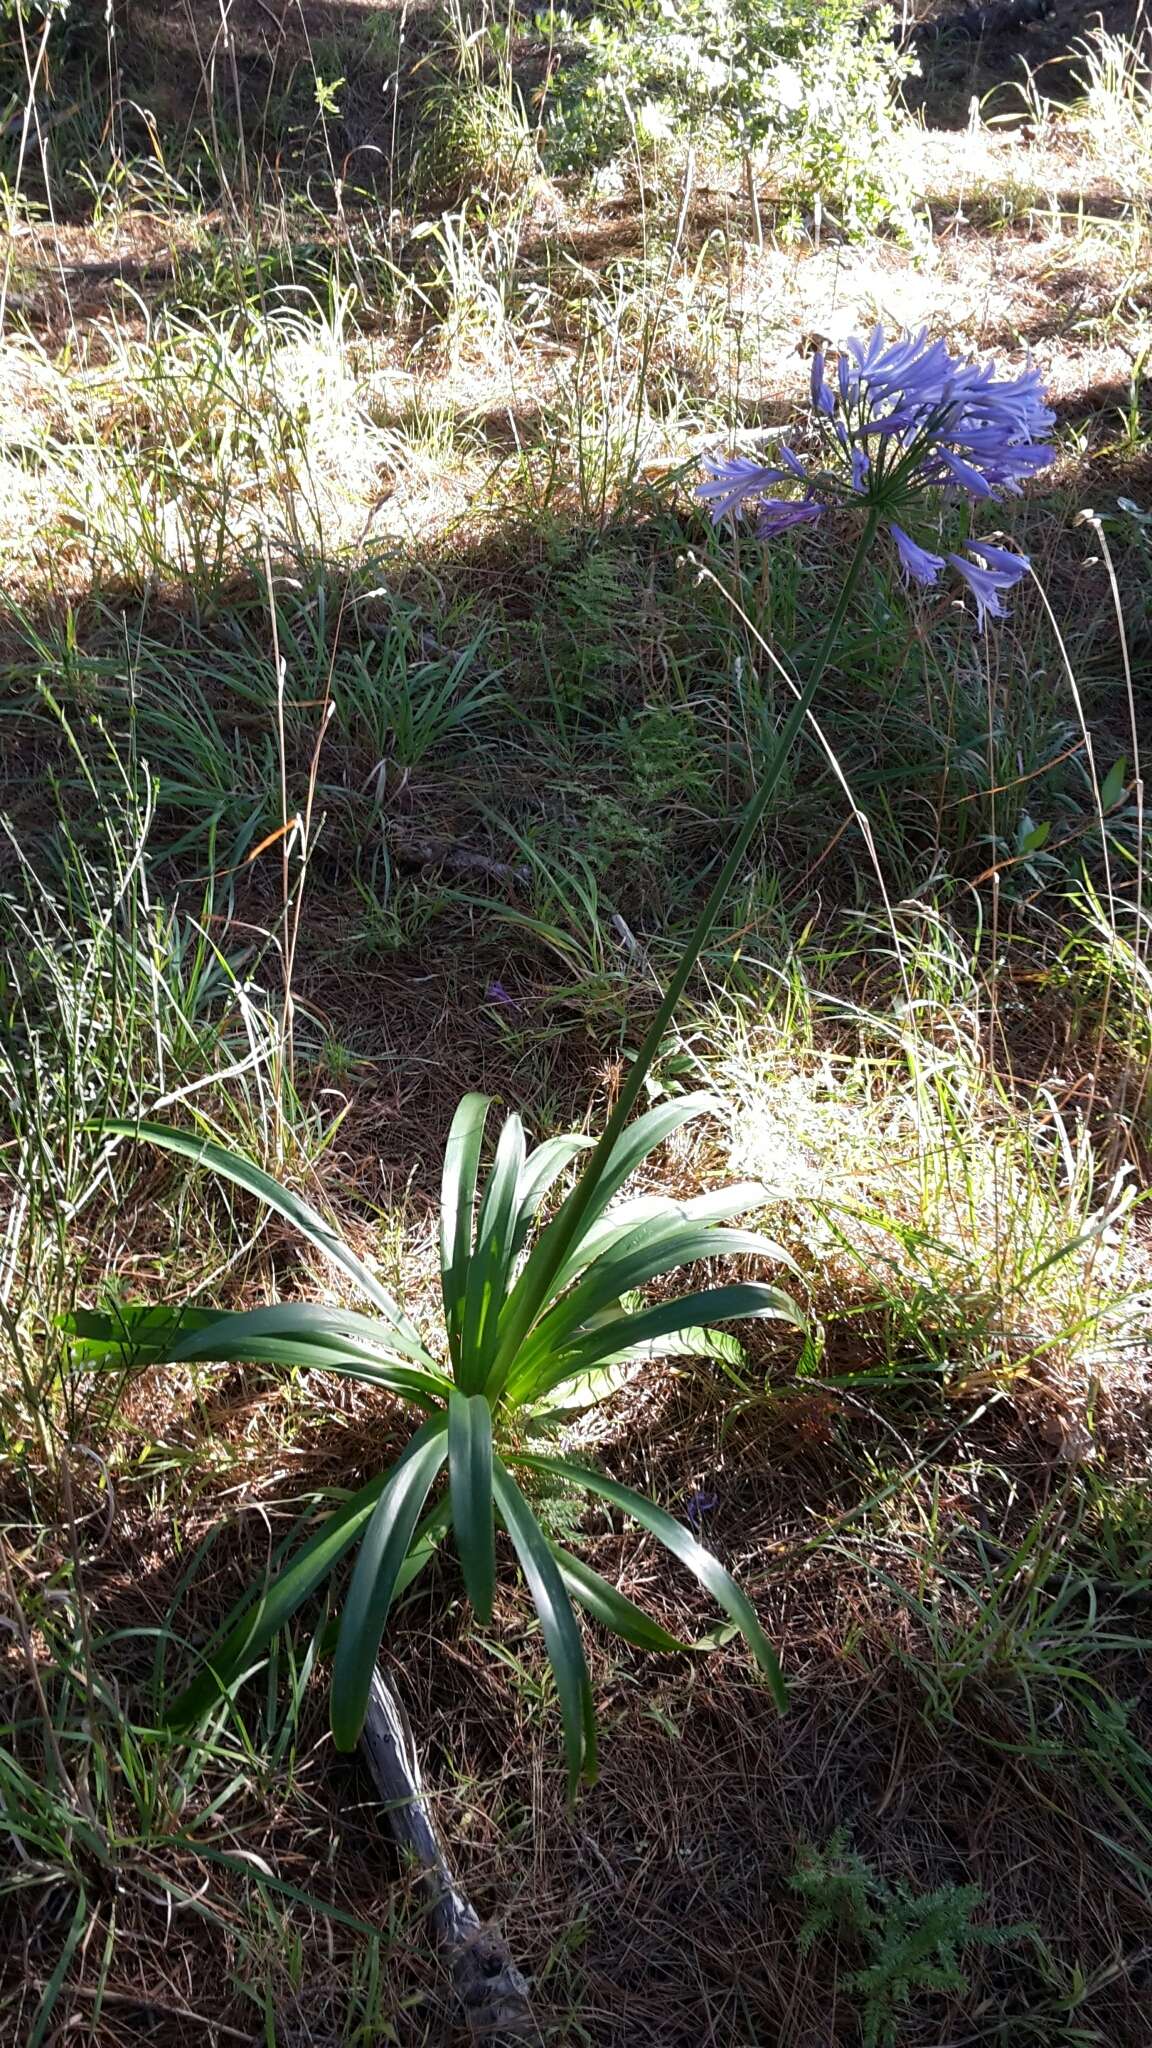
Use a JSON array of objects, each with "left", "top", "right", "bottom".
[{"left": 492, "top": 509, "right": 883, "bottom": 1366}]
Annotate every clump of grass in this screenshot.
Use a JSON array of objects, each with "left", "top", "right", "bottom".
[
  {"left": 9, "top": 288, "right": 391, "bottom": 599},
  {"left": 0, "top": 706, "right": 310, "bottom": 1424},
  {"left": 418, "top": 74, "right": 541, "bottom": 203},
  {"left": 1072, "top": 24, "right": 1152, "bottom": 209},
  {"left": 706, "top": 906, "right": 1144, "bottom": 1405}
]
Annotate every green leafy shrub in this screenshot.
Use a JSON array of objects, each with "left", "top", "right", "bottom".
[
  {"left": 538, "top": 0, "right": 916, "bottom": 237},
  {"left": 69, "top": 1093, "right": 803, "bottom": 1794}
]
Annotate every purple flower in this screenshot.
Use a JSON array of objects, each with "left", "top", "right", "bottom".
[
  {"left": 966, "top": 537, "right": 1031, "bottom": 578},
  {"left": 890, "top": 522, "right": 945, "bottom": 587},
  {"left": 696, "top": 325, "right": 1051, "bottom": 633},
  {"left": 948, "top": 541, "right": 1029, "bottom": 631},
  {"left": 698, "top": 454, "right": 791, "bottom": 521}
]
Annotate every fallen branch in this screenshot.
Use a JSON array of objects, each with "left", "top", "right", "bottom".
[{"left": 359, "top": 1667, "right": 534, "bottom": 2039}]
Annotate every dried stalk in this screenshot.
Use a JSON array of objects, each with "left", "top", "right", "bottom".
[{"left": 359, "top": 1667, "right": 534, "bottom": 2039}]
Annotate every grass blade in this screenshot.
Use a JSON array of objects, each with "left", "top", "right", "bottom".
[{"left": 27, "top": 1886, "right": 89, "bottom": 2048}]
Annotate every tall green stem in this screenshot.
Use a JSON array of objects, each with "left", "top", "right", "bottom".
[{"left": 496, "top": 513, "right": 881, "bottom": 1366}]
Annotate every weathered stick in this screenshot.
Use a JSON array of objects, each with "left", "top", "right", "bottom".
[
  {"left": 359, "top": 1667, "right": 534, "bottom": 2039},
  {"left": 382, "top": 828, "right": 531, "bottom": 889}
]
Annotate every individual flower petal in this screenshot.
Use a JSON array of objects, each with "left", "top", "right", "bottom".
[
  {"left": 948, "top": 550, "right": 1021, "bottom": 631},
  {"left": 777, "top": 443, "right": 808, "bottom": 478},
  {"left": 966, "top": 537, "right": 1030, "bottom": 581},
  {"left": 938, "top": 449, "right": 996, "bottom": 498},
  {"left": 756, "top": 497, "right": 825, "bottom": 536},
  {"left": 890, "top": 523, "right": 944, "bottom": 587},
  {"left": 811, "top": 351, "right": 836, "bottom": 416},
  {"left": 850, "top": 447, "right": 871, "bottom": 493}
]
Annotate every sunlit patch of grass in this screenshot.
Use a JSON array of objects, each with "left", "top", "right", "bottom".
[
  {"left": 34, "top": 288, "right": 394, "bottom": 595},
  {"left": 702, "top": 910, "right": 1148, "bottom": 1409},
  {"left": 1071, "top": 22, "right": 1152, "bottom": 211}
]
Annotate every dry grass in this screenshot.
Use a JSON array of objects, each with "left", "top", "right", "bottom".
[{"left": 9, "top": 1319, "right": 1152, "bottom": 2043}]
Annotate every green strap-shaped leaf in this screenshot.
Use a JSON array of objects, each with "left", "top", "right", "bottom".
[
  {"left": 458, "top": 1112, "right": 525, "bottom": 1393},
  {"left": 491, "top": 1456, "right": 596, "bottom": 1803},
  {"left": 492, "top": 1094, "right": 718, "bottom": 1375},
  {"left": 315, "top": 1496, "right": 454, "bottom": 1660},
  {"left": 448, "top": 1392, "right": 496, "bottom": 1624},
  {"left": 507, "top": 1281, "right": 804, "bottom": 1408},
  {"left": 101, "top": 1121, "right": 421, "bottom": 1340},
  {"left": 567, "top": 1092, "right": 719, "bottom": 1229},
  {"left": 516, "top": 1451, "right": 788, "bottom": 1712},
  {"left": 68, "top": 1302, "right": 450, "bottom": 1407},
  {"left": 547, "top": 1180, "right": 777, "bottom": 1297},
  {"left": 552, "top": 1544, "right": 694, "bottom": 1653},
  {"left": 166, "top": 1438, "right": 443, "bottom": 1729},
  {"left": 526, "top": 1325, "right": 747, "bottom": 1429},
  {"left": 167, "top": 1302, "right": 441, "bottom": 1373},
  {"left": 176, "top": 1338, "right": 449, "bottom": 1409},
  {"left": 393, "top": 1497, "right": 453, "bottom": 1604},
  {"left": 440, "top": 1094, "right": 491, "bottom": 1367},
  {"left": 62, "top": 1303, "right": 229, "bottom": 1368},
  {"left": 330, "top": 1423, "right": 449, "bottom": 1750},
  {"left": 508, "top": 1134, "right": 592, "bottom": 1264},
  {"left": 508, "top": 1220, "right": 793, "bottom": 1394},
  {"left": 156, "top": 1302, "right": 450, "bottom": 1409}
]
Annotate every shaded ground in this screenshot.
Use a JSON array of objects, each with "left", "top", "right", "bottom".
[{"left": 907, "top": 0, "right": 1150, "bottom": 125}]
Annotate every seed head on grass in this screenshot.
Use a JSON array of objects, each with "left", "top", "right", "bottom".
[{"left": 699, "top": 325, "right": 1055, "bottom": 629}]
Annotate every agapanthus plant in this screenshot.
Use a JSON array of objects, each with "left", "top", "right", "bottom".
[
  {"left": 699, "top": 324, "right": 1054, "bottom": 627},
  {"left": 70, "top": 1100, "right": 801, "bottom": 1796}
]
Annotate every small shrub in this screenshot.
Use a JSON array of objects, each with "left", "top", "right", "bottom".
[
  {"left": 792, "top": 1832, "right": 1028, "bottom": 2048},
  {"left": 538, "top": 0, "right": 917, "bottom": 237}
]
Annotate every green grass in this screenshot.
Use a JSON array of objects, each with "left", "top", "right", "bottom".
[{"left": 2, "top": 0, "right": 1152, "bottom": 2038}]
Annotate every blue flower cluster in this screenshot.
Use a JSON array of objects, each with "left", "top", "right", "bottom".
[{"left": 699, "top": 326, "right": 1055, "bottom": 630}]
